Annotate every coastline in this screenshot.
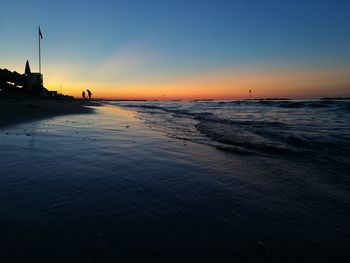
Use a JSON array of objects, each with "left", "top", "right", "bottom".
[
  {"left": 0, "top": 102, "right": 349, "bottom": 262},
  {"left": 0, "top": 96, "right": 99, "bottom": 129}
]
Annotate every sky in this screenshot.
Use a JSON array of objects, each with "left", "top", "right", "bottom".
[{"left": 1, "top": 0, "right": 349, "bottom": 99}]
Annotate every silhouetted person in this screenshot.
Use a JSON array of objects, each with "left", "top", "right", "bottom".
[
  {"left": 82, "top": 90, "right": 86, "bottom": 99},
  {"left": 87, "top": 89, "right": 92, "bottom": 100}
]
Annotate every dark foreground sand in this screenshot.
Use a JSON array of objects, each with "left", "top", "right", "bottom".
[
  {"left": 0, "top": 102, "right": 349, "bottom": 262},
  {"left": 0, "top": 96, "right": 99, "bottom": 128}
]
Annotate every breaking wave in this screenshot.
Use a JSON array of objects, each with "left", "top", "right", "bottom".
[{"left": 109, "top": 100, "right": 350, "bottom": 162}]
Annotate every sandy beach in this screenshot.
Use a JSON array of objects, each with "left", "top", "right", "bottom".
[
  {"left": 0, "top": 96, "right": 98, "bottom": 129},
  {"left": 0, "top": 101, "right": 349, "bottom": 262}
]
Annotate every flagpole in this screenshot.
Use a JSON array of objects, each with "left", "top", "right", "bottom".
[{"left": 39, "top": 26, "right": 41, "bottom": 74}]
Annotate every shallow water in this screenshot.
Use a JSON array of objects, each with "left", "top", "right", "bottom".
[
  {"left": 113, "top": 100, "right": 350, "bottom": 184},
  {"left": 0, "top": 103, "right": 349, "bottom": 262},
  {"left": 112, "top": 100, "right": 350, "bottom": 154}
]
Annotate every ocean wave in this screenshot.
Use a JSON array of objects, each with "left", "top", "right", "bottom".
[
  {"left": 256, "top": 100, "right": 336, "bottom": 108},
  {"left": 119, "top": 100, "right": 349, "bottom": 111},
  {"left": 195, "top": 122, "right": 306, "bottom": 156},
  {"left": 196, "top": 117, "right": 350, "bottom": 156},
  {"left": 112, "top": 100, "right": 350, "bottom": 158},
  {"left": 121, "top": 104, "right": 165, "bottom": 111},
  {"left": 123, "top": 104, "right": 288, "bottom": 128}
]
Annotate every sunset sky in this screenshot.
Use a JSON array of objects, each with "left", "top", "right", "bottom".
[{"left": 1, "top": 0, "right": 349, "bottom": 99}]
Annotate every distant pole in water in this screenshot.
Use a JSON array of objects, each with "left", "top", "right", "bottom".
[
  {"left": 38, "top": 26, "right": 43, "bottom": 74},
  {"left": 249, "top": 89, "right": 252, "bottom": 99}
]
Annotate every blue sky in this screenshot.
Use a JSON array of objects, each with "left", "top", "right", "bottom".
[{"left": 1, "top": 0, "right": 349, "bottom": 98}]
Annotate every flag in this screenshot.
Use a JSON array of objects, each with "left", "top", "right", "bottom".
[{"left": 39, "top": 27, "right": 43, "bottom": 39}]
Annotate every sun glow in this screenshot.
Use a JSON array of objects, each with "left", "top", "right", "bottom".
[{"left": 44, "top": 66, "right": 350, "bottom": 100}]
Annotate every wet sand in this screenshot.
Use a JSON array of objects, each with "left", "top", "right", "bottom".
[
  {"left": 0, "top": 104, "right": 349, "bottom": 262},
  {"left": 0, "top": 96, "right": 98, "bottom": 129}
]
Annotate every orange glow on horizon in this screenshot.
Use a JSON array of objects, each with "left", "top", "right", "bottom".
[{"left": 43, "top": 67, "right": 350, "bottom": 100}]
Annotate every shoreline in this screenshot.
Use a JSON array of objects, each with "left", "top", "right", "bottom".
[
  {"left": 0, "top": 101, "right": 349, "bottom": 262},
  {"left": 0, "top": 96, "right": 100, "bottom": 129}
]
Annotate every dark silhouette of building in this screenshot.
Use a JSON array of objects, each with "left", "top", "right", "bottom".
[
  {"left": 25, "top": 60, "right": 31, "bottom": 75},
  {"left": 24, "top": 60, "right": 44, "bottom": 93},
  {"left": 0, "top": 68, "right": 25, "bottom": 93},
  {"left": 0, "top": 60, "right": 48, "bottom": 95}
]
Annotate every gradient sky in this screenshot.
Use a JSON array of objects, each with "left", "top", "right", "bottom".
[{"left": 1, "top": 0, "right": 349, "bottom": 99}]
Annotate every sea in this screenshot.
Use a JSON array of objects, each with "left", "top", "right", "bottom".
[
  {"left": 0, "top": 99, "right": 349, "bottom": 262},
  {"left": 112, "top": 99, "right": 350, "bottom": 171}
]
